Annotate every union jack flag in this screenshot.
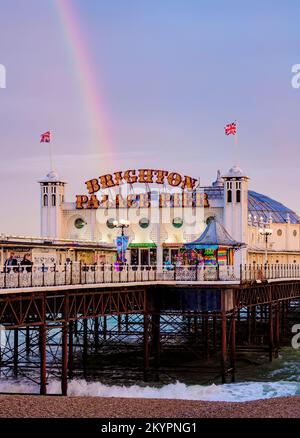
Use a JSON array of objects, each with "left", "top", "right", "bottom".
[
  {"left": 40, "top": 131, "right": 51, "bottom": 143},
  {"left": 224, "top": 122, "right": 237, "bottom": 136}
]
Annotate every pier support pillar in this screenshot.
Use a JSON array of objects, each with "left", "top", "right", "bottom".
[
  {"left": 212, "top": 314, "right": 217, "bottom": 353},
  {"left": 220, "top": 290, "right": 228, "bottom": 383},
  {"left": 151, "top": 313, "right": 161, "bottom": 380},
  {"left": 118, "top": 315, "right": 122, "bottom": 335},
  {"left": 103, "top": 316, "right": 107, "bottom": 341},
  {"left": 204, "top": 314, "right": 209, "bottom": 359},
  {"left": 13, "top": 328, "right": 18, "bottom": 377},
  {"left": 61, "top": 293, "right": 69, "bottom": 396},
  {"left": 61, "top": 321, "right": 68, "bottom": 396},
  {"left": 275, "top": 303, "right": 280, "bottom": 358},
  {"left": 25, "top": 326, "right": 30, "bottom": 355},
  {"left": 221, "top": 313, "right": 227, "bottom": 383},
  {"left": 94, "top": 317, "right": 99, "bottom": 351},
  {"left": 247, "top": 307, "right": 251, "bottom": 344},
  {"left": 39, "top": 324, "right": 47, "bottom": 395},
  {"left": 269, "top": 304, "right": 274, "bottom": 362},
  {"left": 230, "top": 312, "right": 236, "bottom": 383},
  {"left": 83, "top": 318, "right": 88, "bottom": 375},
  {"left": 68, "top": 320, "right": 73, "bottom": 379},
  {"left": 143, "top": 312, "right": 150, "bottom": 381},
  {"left": 125, "top": 314, "right": 129, "bottom": 334}
]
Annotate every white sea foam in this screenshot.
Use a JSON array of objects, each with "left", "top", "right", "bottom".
[{"left": 0, "top": 379, "right": 300, "bottom": 402}]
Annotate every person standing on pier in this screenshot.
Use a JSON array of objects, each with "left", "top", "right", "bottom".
[{"left": 4, "top": 253, "right": 18, "bottom": 273}]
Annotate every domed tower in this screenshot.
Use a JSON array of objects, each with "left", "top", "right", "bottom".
[
  {"left": 222, "top": 165, "right": 249, "bottom": 265},
  {"left": 39, "top": 171, "right": 66, "bottom": 238}
]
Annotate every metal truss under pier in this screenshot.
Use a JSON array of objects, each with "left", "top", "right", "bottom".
[{"left": 0, "top": 280, "right": 300, "bottom": 395}]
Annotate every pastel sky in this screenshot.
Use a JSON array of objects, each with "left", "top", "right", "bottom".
[{"left": 0, "top": 0, "right": 300, "bottom": 235}]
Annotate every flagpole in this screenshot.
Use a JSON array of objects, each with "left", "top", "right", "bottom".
[
  {"left": 49, "top": 141, "right": 54, "bottom": 172},
  {"left": 234, "top": 131, "right": 239, "bottom": 167}
]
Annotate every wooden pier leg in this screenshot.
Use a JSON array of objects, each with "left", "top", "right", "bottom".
[
  {"left": 252, "top": 306, "right": 257, "bottom": 344},
  {"left": 237, "top": 309, "right": 240, "bottom": 342},
  {"left": 230, "top": 312, "right": 236, "bottom": 383},
  {"left": 187, "top": 312, "right": 191, "bottom": 333},
  {"left": 275, "top": 303, "right": 280, "bottom": 358},
  {"left": 61, "top": 293, "right": 69, "bottom": 396},
  {"left": 94, "top": 317, "right": 99, "bottom": 351},
  {"left": 25, "top": 326, "right": 30, "bottom": 355},
  {"left": 221, "top": 312, "right": 227, "bottom": 383},
  {"left": 103, "top": 316, "right": 107, "bottom": 341},
  {"left": 143, "top": 312, "right": 150, "bottom": 381},
  {"left": 74, "top": 320, "right": 78, "bottom": 338},
  {"left": 193, "top": 313, "right": 198, "bottom": 333},
  {"left": 125, "top": 314, "right": 129, "bottom": 334},
  {"left": 151, "top": 313, "right": 161, "bottom": 380},
  {"left": 260, "top": 305, "right": 264, "bottom": 323},
  {"left": 61, "top": 321, "right": 68, "bottom": 396},
  {"left": 247, "top": 307, "right": 251, "bottom": 344},
  {"left": 13, "top": 328, "right": 18, "bottom": 377},
  {"left": 118, "top": 315, "right": 122, "bottom": 335},
  {"left": 269, "top": 304, "right": 274, "bottom": 362},
  {"left": 40, "top": 324, "right": 47, "bottom": 395},
  {"left": 83, "top": 318, "right": 88, "bottom": 376},
  {"left": 68, "top": 320, "right": 73, "bottom": 379},
  {"left": 204, "top": 314, "right": 209, "bottom": 359},
  {"left": 213, "top": 314, "right": 217, "bottom": 353}
]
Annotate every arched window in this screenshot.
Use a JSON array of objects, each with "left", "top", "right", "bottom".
[
  {"left": 43, "top": 194, "right": 48, "bottom": 207},
  {"left": 236, "top": 189, "right": 241, "bottom": 203},
  {"left": 227, "top": 190, "right": 232, "bottom": 203},
  {"left": 206, "top": 216, "right": 215, "bottom": 225},
  {"left": 52, "top": 194, "right": 56, "bottom": 207}
]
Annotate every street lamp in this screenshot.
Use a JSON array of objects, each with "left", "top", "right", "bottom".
[
  {"left": 112, "top": 219, "right": 130, "bottom": 236},
  {"left": 259, "top": 226, "right": 273, "bottom": 265},
  {"left": 112, "top": 219, "right": 130, "bottom": 263}
]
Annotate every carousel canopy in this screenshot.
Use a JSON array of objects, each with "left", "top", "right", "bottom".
[{"left": 184, "top": 218, "right": 244, "bottom": 249}]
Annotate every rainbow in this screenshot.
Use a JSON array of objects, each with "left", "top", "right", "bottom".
[{"left": 54, "top": 0, "right": 113, "bottom": 164}]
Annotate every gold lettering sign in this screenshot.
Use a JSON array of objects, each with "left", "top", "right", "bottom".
[
  {"left": 75, "top": 193, "right": 210, "bottom": 210},
  {"left": 84, "top": 169, "right": 198, "bottom": 194},
  {"left": 77, "top": 169, "right": 210, "bottom": 210}
]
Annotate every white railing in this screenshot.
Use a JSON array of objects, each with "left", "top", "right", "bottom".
[
  {"left": 2, "top": 263, "right": 298, "bottom": 289},
  {"left": 240, "top": 263, "right": 300, "bottom": 282},
  {"left": 0, "top": 263, "right": 240, "bottom": 289}
]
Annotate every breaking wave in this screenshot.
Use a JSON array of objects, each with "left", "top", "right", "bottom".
[{"left": 1, "top": 379, "right": 300, "bottom": 402}]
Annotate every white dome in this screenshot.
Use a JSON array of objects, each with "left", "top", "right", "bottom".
[
  {"left": 45, "top": 171, "right": 59, "bottom": 181},
  {"left": 39, "top": 170, "right": 66, "bottom": 184},
  {"left": 223, "top": 165, "right": 247, "bottom": 178}
]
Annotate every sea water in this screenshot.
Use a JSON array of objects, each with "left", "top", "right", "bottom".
[
  {"left": 0, "top": 313, "right": 300, "bottom": 402},
  {"left": 0, "top": 346, "right": 299, "bottom": 402}
]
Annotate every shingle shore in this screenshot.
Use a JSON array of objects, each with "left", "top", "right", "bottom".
[{"left": 0, "top": 395, "right": 299, "bottom": 418}]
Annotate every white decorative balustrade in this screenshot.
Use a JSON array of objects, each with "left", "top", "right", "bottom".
[{"left": 0, "top": 263, "right": 299, "bottom": 290}]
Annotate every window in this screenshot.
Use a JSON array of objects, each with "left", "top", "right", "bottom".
[
  {"left": 172, "top": 217, "right": 183, "bottom": 228},
  {"left": 236, "top": 190, "right": 241, "bottom": 203},
  {"left": 43, "top": 194, "right": 48, "bottom": 207},
  {"left": 293, "top": 230, "right": 297, "bottom": 237},
  {"left": 277, "top": 229, "right": 282, "bottom": 236},
  {"left": 51, "top": 194, "right": 56, "bottom": 206},
  {"left": 139, "top": 218, "right": 150, "bottom": 229},
  {"left": 206, "top": 216, "right": 215, "bottom": 225},
  {"left": 106, "top": 218, "right": 115, "bottom": 229},
  {"left": 75, "top": 218, "right": 86, "bottom": 229},
  {"left": 227, "top": 190, "right": 232, "bottom": 203}
]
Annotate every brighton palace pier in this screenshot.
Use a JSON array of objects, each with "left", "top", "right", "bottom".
[
  {"left": 1, "top": 165, "right": 300, "bottom": 394},
  {"left": 1, "top": 165, "right": 298, "bottom": 269}
]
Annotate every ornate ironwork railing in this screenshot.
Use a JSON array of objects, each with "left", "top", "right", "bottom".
[
  {"left": 0, "top": 263, "right": 299, "bottom": 290},
  {"left": 240, "top": 263, "right": 300, "bottom": 282},
  {"left": 0, "top": 263, "right": 239, "bottom": 289}
]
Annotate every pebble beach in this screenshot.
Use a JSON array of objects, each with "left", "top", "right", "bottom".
[{"left": 0, "top": 395, "right": 299, "bottom": 418}]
